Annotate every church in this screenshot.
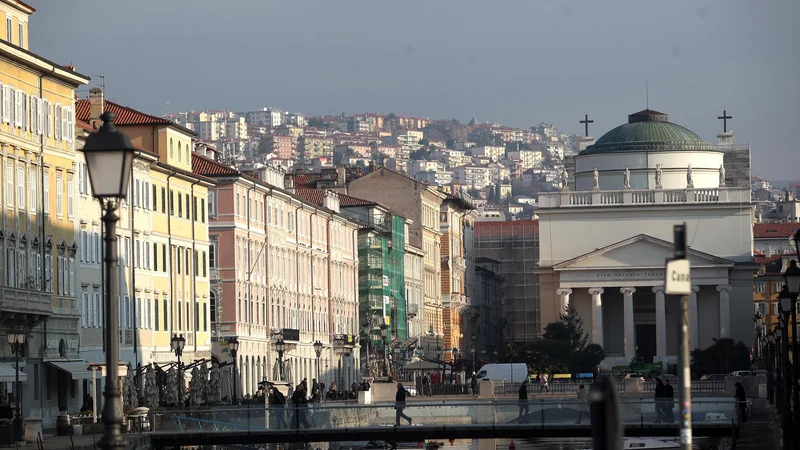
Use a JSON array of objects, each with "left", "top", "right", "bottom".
[{"left": 537, "top": 109, "right": 755, "bottom": 368}]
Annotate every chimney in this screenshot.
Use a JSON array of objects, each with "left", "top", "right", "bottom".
[
  {"left": 337, "top": 166, "right": 346, "bottom": 187},
  {"left": 323, "top": 190, "right": 340, "bottom": 213},
  {"left": 89, "top": 87, "right": 105, "bottom": 130},
  {"left": 283, "top": 174, "right": 295, "bottom": 193},
  {"left": 765, "top": 246, "right": 772, "bottom": 258}
]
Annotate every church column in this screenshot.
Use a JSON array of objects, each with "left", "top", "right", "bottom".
[
  {"left": 689, "top": 286, "right": 700, "bottom": 349},
  {"left": 588, "top": 288, "right": 604, "bottom": 347},
  {"left": 716, "top": 285, "right": 732, "bottom": 339},
  {"left": 556, "top": 288, "right": 572, "bottom": 315},
  {"left": 652, "top": 287, "right": 667, "bottom": 357},
  {"left": 621, "top": 288, "right": 636, "bottom": 358}
]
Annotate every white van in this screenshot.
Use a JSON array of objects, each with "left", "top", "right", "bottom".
[{"left": 474, "top": 363, "right": 529, "bottom": 383}]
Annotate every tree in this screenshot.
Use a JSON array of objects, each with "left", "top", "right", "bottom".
[
  {"left": 307, "top": 117, "right": 325, "bottom": 128},
  {"left": 543, "top": 302, "right": 589, "bottom": 352},
  {"left": 690, "top": 338, "right": 750, "bottom": 375},
  {"left": 410, "top": 148, "right": 428, "bottom": 160}
]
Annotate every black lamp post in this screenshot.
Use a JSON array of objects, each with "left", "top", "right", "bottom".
[
  {"left": 451, "top": 347, "right": 459, "bottom": 386},
  {"left": 783, "top": 256, "right": 800, "bottom": 438},
  {"left": 227, "top": 337, "right": 240, "bottom": 404},
  {"left": 275, "top": 338, "right": 286, "bottom": 381},
  {"left": 170, "top": 334, "right": 185, "bottom": 405},
  {"left": 7, "top": 328, "right": 25, "bottom": 443},
  {"left": 776, "top": 285, "right": 792, "bottom": 450},
  {"left": 313, "top": 340, "right": 323, "bottom": 383},
  {"left": 775, "top": 325, "right": 784, "bottom": 412},
  {"left": 436, "top": 345, "right": 443, "bottom": 383},
  {"left": 754, "top": 313, "right": 764, "bottom": 364},
  {"left": 81, "top": 111, "right": 136, "bottom": 450},
  {"left": 379, "top": 323, "right": 389, "bottom": 377},
  {"left": 361, "top": 319, "right": 371, "bottom": 376},
  {"left": 767, "top": 331, "right": 775, "bottom": 405}
]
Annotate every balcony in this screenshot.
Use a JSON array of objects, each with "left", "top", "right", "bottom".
[
  {"left": 407, "top": 304, "right": 419, "bottom": 318},
  {"left": 538, "top": 186, "right": 750, "bottom": 209}
]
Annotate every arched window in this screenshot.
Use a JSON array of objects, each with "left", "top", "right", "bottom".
[
  {"left": 178, "top": 141, "right": 182, "bottom": 162},
  {"left": 186, "top": 145, "right": 190, "bottom": 164},
  {"left": 170, "top": 138, "right": 174, "bottom": 158}
]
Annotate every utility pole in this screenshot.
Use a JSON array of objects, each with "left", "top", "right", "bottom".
[{"left": 666, "top": 224, "right": 693, "bottom": 450}]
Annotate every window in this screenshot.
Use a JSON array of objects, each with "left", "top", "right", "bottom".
[
  {"left": 203, "top": 302, "right": 207, "bottom": 331},
  {"left": 82, "top": 291, "right": 89, "bottom": 327},
  {"left": 154, "top": 299, "right": 160, "bottom": 331},
  {"left": 185, "top": 194, "right": 190, "bottom": 218},
  {"left": 5, "top": 163, "right": 12, "bottom": 207},
  {"left": 29, "top": 169, "right": 36, "bottom": 212},
  {"left": 170, "top": 138, "right": 174, "bottom": 159},
  {"left": 67, "top": 177, "right": 74, "bottom": 217},
  {"left": 195, "top": 302, "right": 199, "bottom": 331},
  {"left": 202, "top": 251, "right": 207, "bottom": 277},
  {"left": 201, "top": 199, "right": 205, "bottom": 223},
  {"left": 162, "top": 244, "right": 167, "bottom": 272},
  {"left": 170, "top": 190, "right": 174, "bottom": 215},
  {"left": 124, "top": 296, "right": 131, "bottom": 329},
  {"left": 152, "top": 184, "right": 157, "bottom": 210},
  {"left": 81, "top": 231, "right": 87, "bottom": 262},
  {"left": 44, "top": 254, "right": 52, "bottom": 292},
  {"left": 54, "top": 102, "right": 61, "bottom": 138},
  {"left": 135, "top": 239, "right": 140, "bottom": 268},
  {"left": 209, "top": 239, "right": 217, "bottom": 268},
  {"left": 177, "top": 302, "right": 182, "bottom": 330},
  {"left": 136, "top": 297, "right": 142, "bottom": 329},
  {"left": 193, "top": 196, "right": 197, "bottom": 221},
  {"left": 756, "top": 282, "right": 766, "bottom": 293},
  {"left": 208, "top": 190, "right": 216, "bottom": 218},
  {"left": 94, "top": 292, "right": 101, "bottom": 327},
  {"left": 776, "top": 281, "right": 785, "bottom": 292},
  {"left": 93, "top": 232, "right": 100, "bottom": 263},
  {"left": 5, "top": 17, "right": 10, "bottom": 42},
  {"left": 16, "top": 165, "right": 23, "bottom": 209},
  {"left": 43, "top": 173, "right": 49, "bottom": 214},
  {"left": 69, "top": 257, "right": 75, "bottom": 296},
  {"left": 56, "top": 173, "right": 63, "bottom": 216},
  {"left": 163, "top": 299, "right": 168, "bottom": 330},
  {"left": 153, "top": 243, "right": 158, "bottom": 272},
  {"left": 176, "top": 247, "right": 181, "bottom": 274},
  {"left": 134, "top": 179, "right": 139, "bottom": 207},
  {"left": 186, "top": 147, "right": 190, "bottom": 164},
  {"left": 178, "top": 193, "right": 182, "bottom": 217}
]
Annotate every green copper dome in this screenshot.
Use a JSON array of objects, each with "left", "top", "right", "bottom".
[{"left": 580, "top": 109, "right": 716, "bottom": 155}]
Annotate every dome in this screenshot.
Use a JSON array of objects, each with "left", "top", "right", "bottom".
[{"left": 580, "top": 109, "right": 715, "bottom": 155}]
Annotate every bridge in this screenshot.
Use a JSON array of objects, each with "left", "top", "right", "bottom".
[{"left": 145, "top": 398, "right": 740, "bottom": 448}]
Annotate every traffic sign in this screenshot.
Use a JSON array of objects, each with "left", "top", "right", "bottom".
[{"left": 665, "top": 259, "right": 691, "bottom": 295}]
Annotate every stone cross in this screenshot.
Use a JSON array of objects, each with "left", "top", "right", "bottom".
[{"left": 580, "top": 114, "right": 594, "bottom": 137}]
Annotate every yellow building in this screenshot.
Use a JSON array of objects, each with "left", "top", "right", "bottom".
[
  {"left": 76, "top": 89, "right": 214, "bottom": 375},
  {"left": 0, "top": 0, "right": 90, "bottom": 426},
  {"left": 754, "top": 254, "right": 799, "bottom": 341}
]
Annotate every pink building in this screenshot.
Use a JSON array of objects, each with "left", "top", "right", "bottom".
[{"left": 194, "top": 154, "right": 360, "bottom": 397}]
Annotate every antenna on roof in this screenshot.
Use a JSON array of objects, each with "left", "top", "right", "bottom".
[
  {"left": 646, "top": 80, "right": 649, "bottom": 109},
  {"left": 90, "top": 75, "right": 106, "bottom": 94}
]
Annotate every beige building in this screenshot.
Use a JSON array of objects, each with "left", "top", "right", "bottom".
[{"left": 347, "top": 168, "right": 447, "bottom": 351}]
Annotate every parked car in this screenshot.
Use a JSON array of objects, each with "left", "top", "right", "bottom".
[
  {"left": 730, "top": 370, "right": 752, "bottom": 377},
  {"left": 474, "top": 363, "right": 529, "bottom": 383},
  {"left": 700, "top": 373, "right": 728, "bottom": 381}
]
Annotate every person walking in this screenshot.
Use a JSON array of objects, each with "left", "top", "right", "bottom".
[
  {"left": 654, "top": 378, "right": 666, "bottom": 423},
  {"left": 734, "top": 382, "right": 747, "bottom": 423},
  {"left": 539, "top": 373, "right": 550, "bottom": 394},
  {"left": 311, "top": 379, "right": 320, "bottom": 404},
  {"left": 518, "top": 380, "right": 529, "bottom": 423},
  {"left": 422, "top": 373, "right": 430, "bottom": 396},
  {"left": 471, "top": 373, "right": 478, "bottom": 396},
  {"left": 395, "top": 383, "right": 413, "bottom": 426},
  {"left": 575, "top": 384, "right": 590, "bottom": 424},
  {"left": 291, "top": 384, "right": 311, "bottom": 429},
  {"left": 269, "top": 387, "right": 288, "bottom": 429},
  {"left": 663, "top": 379, "right": 675, "bottom": 423}
]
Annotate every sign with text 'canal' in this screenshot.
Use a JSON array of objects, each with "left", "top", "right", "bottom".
[{"left": 664, "top": 259, "right": 691, "bottom": 295}]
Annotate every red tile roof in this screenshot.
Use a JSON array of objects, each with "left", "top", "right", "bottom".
[
  {"left": 294, "top": 188, "right": 375, "bottom": 209},
  {"left": 75, "top": 99, "right": 172, "bottom": 126},
  {"left": 755, "top": 254, "right": 782, "bottom": 265},
  {"left": 191, "top": 153, "right": 239, "bottom": 177},
  {"left": 753, "top": 223, "right": 800, "bottom": 239}
]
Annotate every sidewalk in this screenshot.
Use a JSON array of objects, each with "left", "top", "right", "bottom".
[
  {"left": 14, "top": 433, "right": 149, "bottom": 450},
  {"left": 733, "top": 401, "right": 779, "bottom": 449}
]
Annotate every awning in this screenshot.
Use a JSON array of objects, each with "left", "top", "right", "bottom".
[
  {"left": 46, "top": 361, "right": 91, "bottom": 380},
  {"left": 0, "top": 362, "right": 26, "bottom": 382}
]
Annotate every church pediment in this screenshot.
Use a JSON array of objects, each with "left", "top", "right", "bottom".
[{"left": 554, "top": 234, "right": 734, "bottom": 270}]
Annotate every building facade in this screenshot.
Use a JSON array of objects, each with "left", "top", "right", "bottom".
[{"left": 0, "top": 0, "right": 90, "bottom": 426}]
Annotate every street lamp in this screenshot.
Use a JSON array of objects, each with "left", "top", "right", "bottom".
[
  {"left": 451, "top": 347, "right": 459, "bottom": 386},
  {"left": 170, "top": 334, "right": 185, "bottom": 406},
  {"left": 275, "top": 338, "right": 286, "bottom": 381},
  {"left": 775, "top": 325, "right": 784, "bottom": 412},
  {"left": 81, "top": 111, "right": 136, "bottom": 450},
  {"left": 767, "top": 331, "right": 775, "bottom": 405},
  {"left": 379, "top": 323, "right": 389, "bottom": 377},
  {"left": 783, "top": 259, "right": 800, "bottom": 438},
  {"left": 7, "top": 328, "right": 25, "bottom": 443},
  {"left": 227, "top": 337, "right": 240, "bottom": 403},
  {"left": 313, "top": 340, "right": 323, "bottom": 383}
]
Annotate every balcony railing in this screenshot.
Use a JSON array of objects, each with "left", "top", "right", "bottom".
[{"left": 539, "top": 187, "right": 749, "bottom": 209}]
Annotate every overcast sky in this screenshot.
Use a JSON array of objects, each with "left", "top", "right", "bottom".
[{"left": 28, "top": 0, "right": 799, "bottom": 180}]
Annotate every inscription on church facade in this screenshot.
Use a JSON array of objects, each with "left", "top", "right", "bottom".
[{"left": 595, "top": 270, "right": 664, "bottom": 280}]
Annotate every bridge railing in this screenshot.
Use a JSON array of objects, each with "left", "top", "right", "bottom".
[
  {"left": 144, "top": 398, "right": 743, "bottom": 433},
  {"left": 488, "top": 380, "right": 726, "bottom": 396}
]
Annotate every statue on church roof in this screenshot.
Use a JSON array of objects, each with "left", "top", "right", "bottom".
[
  {"left": 719, "top": 164, "right": 726, "bottom": 186},
  {"left": 655, "top": 164, "right": 663, "bottom": 188},
  {"left": 593, "top": 167, "right": 600, "bottom": 190},
  {"left": 560, "top": 168, "right": 569, "bottom": 191},
  {"left": 687, "top": 164, "right": 694, "bottom": 188},
  {"left": 623, "top": 166, "right": 631, "bottom": 189}
]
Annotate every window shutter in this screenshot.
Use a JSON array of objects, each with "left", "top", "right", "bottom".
[
  {"left": 14, "top": 90, "right": 22, "bottom": 127},
  {"left": 46, "top": 100, "right": 52, "bottom": 137},
  {"left": 22, "top": 93, "right": 28, "bottom": 131},
  {"left": 94, "top": 293, "right": 100, "bottom": 327},
  {"left": 37, "top": 98, "right": 43, "bottom": 135},
  {"left": 61, "top": 106, "right": 69, "bottom": 142},
  {"left": 69, "top": 258, "right": 75, "bottom": 296},
  {"left": 54, "top": 103, "right": 61, "bottom": 139}
]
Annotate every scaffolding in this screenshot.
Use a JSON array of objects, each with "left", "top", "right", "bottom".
[{"left": 474, "top": 219, "right": 540, "bottom": 343}]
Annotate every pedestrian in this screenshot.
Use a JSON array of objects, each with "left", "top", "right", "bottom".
[
  {"left": 311, "top": 378, "right": 320, "bottom": 404},
  {"left": 663, "top": 379, "right": 674, "bottom": 423},
  {"left": 575, "top": 384, "right": 590, "bottom": 424},
  {"left": 654, "top": 378, "right": 666, "bottom": 423},
  {"left": 395, "top": 383, "right": 412, "bottom": 426},
  {"left": 518, "top": 380, "right": 529, "bottom": 422},
  {"left": 291, "top": 384, "right": 310, "bottom": 428},
  {"left": 539, "top": 373, "right": 550, "bottom": 394},
  {"left": 422, "top": 373, "right": 431, "bottom": 396},
  {"left": 269, "top": 387, "right": 288, "bottom": 429},
  {"left": 471, "top": 372, "right": 478, "bottom": 396},
  {"left": 734, "top": 382, "right": 747, "bottom": 423}
]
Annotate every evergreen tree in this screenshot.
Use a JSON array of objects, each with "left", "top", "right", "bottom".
[{"left": 543, "top": 302, "right": 589, "bottom": 352}]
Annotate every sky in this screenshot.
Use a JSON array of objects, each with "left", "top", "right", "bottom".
[{"left": 28, "top": 0, "right": 799, "bottom": 180}]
